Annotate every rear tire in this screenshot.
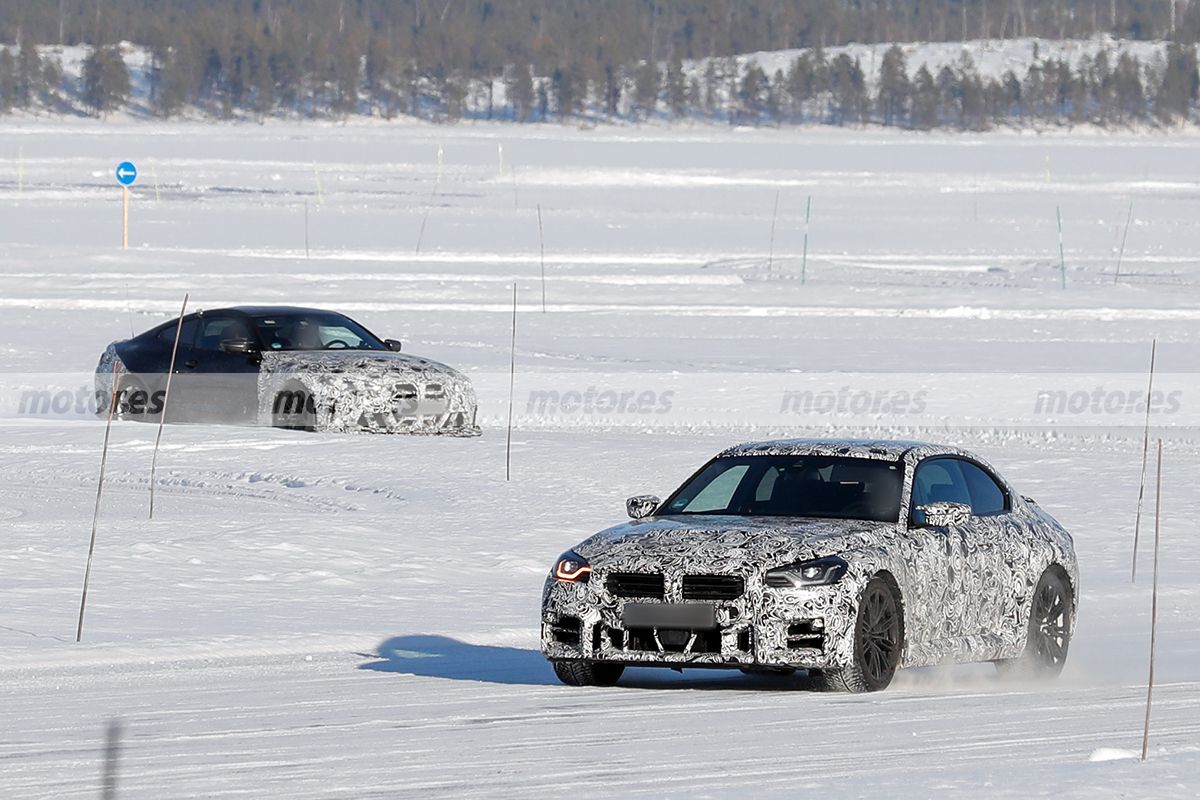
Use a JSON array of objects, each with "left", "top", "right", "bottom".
[
  {"left": 551, "top": 660, "right": 624, "bottom": 687},
  {"left": 114, "top": 377, "right": 159, "bottom": 422},
  {"left": 996, "top": 568, "right": 1072, "bottom": 680},
  {"left": 272, "top": 383, "right": 316, "bottom": 431},
  {"left": 816, "top": 575, "right": 904, "bottom": 693}
]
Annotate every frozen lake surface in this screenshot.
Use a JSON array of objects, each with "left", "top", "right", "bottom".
[{"left": 1, "top": 121, "right": 1199, "bottom": 797}]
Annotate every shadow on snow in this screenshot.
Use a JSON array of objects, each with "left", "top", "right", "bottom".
[{"left": 357, "top": 634, "right": 833, "bottom": 691}]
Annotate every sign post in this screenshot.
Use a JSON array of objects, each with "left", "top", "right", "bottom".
[{"left": 115, "top": 161, "right": 138, "bottom": 249}]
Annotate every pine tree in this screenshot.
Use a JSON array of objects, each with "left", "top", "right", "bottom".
[
  {"left": 15, "top": 35, "right": 42, "bottom": 108},
  {"left": 633, "top": 59, "right": 660, "bottom": 119},
  {"left": 702, "top": 60, "right": 720, "bottom": 118},
  {"left": 601, "top": 63, "right": 622, "bottom": 118},
  {"left": 665, "top": 52, "right": 687, "bottom": 118},
  {"left": 911, "top": 65, "right": 940, "bottom": 129},
  {"left": 82, "top": 45, "right": 130, "bottom": 115},
  {"left": 876, "top": 45, "right": 910, "bottom": 126},
  {"left": 785, "top": 55, "right": 815, "bottom": 121},
  {"left": 828, "top": 54, "right": 866, "bottom": 125},
  {"left": 506, "top": 63, "right": 533, "bottom": 121},
  {"left": 0, "top": 50, "right": 15, "bottom": 112},
  {"left": 738, "top": 62, "right": 769, "bottom": 123},
  {"left": 1155, "top": 43, "right": 1198, "bottom": 122},
  {"left": 552, "top": 64, "right": 584, "bottom": 120},
  {"left": 41, "top": 56, "right": 62, "bottom": 103},
  {"left": 1114, "top": 53, "right": 1146, "bottom": 123}
]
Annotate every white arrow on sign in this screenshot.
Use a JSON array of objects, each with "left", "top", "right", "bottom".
[{"left": 117, "top": 167, "right": 136, "bottom": 179}]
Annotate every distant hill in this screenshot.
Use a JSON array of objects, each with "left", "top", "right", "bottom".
[{"left": 0, "top": 36, "right": 1195, "bottom": 131}]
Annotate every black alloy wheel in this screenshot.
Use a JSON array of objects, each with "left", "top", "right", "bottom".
[{"left": 817, "top": 575, "right": 903, "bottom": 693}]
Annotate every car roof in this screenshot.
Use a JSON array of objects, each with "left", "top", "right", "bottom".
[
  {"left": 139, "top": 306, "right": 351, "bottom": 338},
  {"left": 717, "top": 438, "right": 964, "bottom": 461},
  {"left": 200, "top": 306, "right": 341, "bottom": 317}
]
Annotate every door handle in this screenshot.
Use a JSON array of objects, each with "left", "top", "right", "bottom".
[{"left": 183, "top": 360, "right": 198, "bottom": 369}]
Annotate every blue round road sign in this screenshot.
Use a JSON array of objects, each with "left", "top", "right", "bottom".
[{"left": 115, "top": 161, "right": 138, "bottom": 186}]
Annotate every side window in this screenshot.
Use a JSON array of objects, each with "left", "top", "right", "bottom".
[
  {"left": 319, "top": 325, "right": 367, "bottom": 348},
  {"left": 195, "top": 316, "right": 254, "bottom": 352},
  {"left": 754, "top": 465, "right": 781, "bottom": 501},
  {"left": 913, "top": 458, "right": 971, "bottom": 507},
  {"left": 959, "top": 461, "right": 1008, "bottom": 515},
  {"left": 157, "top": 319, "right": 197, "bottom": 349}
]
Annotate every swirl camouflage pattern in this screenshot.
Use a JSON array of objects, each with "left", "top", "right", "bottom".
[{"left": 542, "top": 438, "right": 1078, "bottom": 691}]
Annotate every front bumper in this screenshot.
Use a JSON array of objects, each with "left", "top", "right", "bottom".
[{"left": 541, "top": 571, "right": 856, "bottom": 670}]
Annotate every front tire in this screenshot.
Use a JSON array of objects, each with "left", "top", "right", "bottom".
[
  {"left": 817, "top": 575, "right": 904, "bottom": 693},
  {"left": 551, "top": 660, "right": 624, "bottom": 687},
  {"left": 996, "top": 568, "right": 1072, "bottom": 680}
]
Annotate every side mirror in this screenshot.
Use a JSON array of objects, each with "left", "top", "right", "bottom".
[
  {"left": 911, "top": 501, "right": 972, "bottom": 528},
  {"left": 220, "top": 337, "right": 260, "bottom": 357},
  {"left": 384, "top": 339, "right": 403, "bottom": 352},
  {"left": 626, "top": 495, "right": 661, "bottom": 520}
]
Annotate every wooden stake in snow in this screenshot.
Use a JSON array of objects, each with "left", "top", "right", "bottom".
[
  {"left": 1056, "top": 205, "right": 1067, "bottom": 289},
  {"left": 151, "top": 162, "right": 161, "bottom": 204},
  {"left": 801, "top": 195, "right": 812, "bottom": 285},
  {"left": 1141, "top": 438, "right": 1164, "bottom": 762},
  {"left": 77, "top": 361, "right": 122, "bottom": 642},
  {"left": 436, "top": 143, "right": 445, "bottom": 183},
  {"left": 537, "top": 204, "right": 546, "bottom": 313},
  {"left": 304, "top": 200, "right": 310, "bottom": 259},
  {"left": 766, "top": 190, "right": 780, "bottom": 274},
  {"left": 1132, "top": 338, "right": 1158, "bottom": 583},
  {"left": 505, "top": 282, "right": 517, "bottom": 481},
  {"left": 1115, "top": 200, "right": 1134, "bottom": 283},
  {"left": 415, "top": 181, "right": 438, "bottom": 255},
  {"left": 148, "top": 293, "right": 189, "bottom": 520},
  {"left": 122, "top": 186, "right": 130, "bottom": 250},
  {"left": 497, "top": 143, "right": 504, "bottom": 177}
]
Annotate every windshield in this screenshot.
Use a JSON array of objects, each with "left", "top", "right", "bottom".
[
  {"left": 252, "top": 313, "right": 385, "bottom": 352},
  {"left": 662, "top": 455, "right": 903, "bottom": 523}
]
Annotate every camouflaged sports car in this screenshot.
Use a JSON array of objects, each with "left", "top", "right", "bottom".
[
  {"left": 541, "top": 438, "right": 1078, "bottom": 692},
  {"left": 95, "top": 306, "right": 479, "bottom": 435}
]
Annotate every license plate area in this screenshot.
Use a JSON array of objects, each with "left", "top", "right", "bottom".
[{"left": 622, "top": 602, "right": 716, "bottom": 630}]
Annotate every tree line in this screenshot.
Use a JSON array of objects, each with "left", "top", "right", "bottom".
[{"left": 0, "top": 0, "right": 1198, "bottom": 129}]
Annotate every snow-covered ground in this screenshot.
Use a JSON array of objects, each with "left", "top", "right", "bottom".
[{"left": 1, "top": 120, "right": 1200, "bottom": 797}]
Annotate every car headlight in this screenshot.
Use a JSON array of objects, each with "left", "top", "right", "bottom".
[
  {"left": 765, "top": 555, "right": 849, "bottom": 588},
  {"left": 553, "top": 550, "right": 592, "bottom": 583}
]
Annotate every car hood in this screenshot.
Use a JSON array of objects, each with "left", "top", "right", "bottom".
[
  {"left": 259, "top": 349, "right": 465, "bottom": 378},
  {"left": 575, "top": 515, "right": 896, "bottom": 573}
]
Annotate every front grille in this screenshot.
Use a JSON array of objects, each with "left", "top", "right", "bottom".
[
  {"left": 682, "top": 574, "right": 745, "bottom": 600},
  {"left": 626, "top": 628, "right": 721, "bottom": 654},
  {"left": 606, "top": 572, "right": 665, "bottom": 598}
]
